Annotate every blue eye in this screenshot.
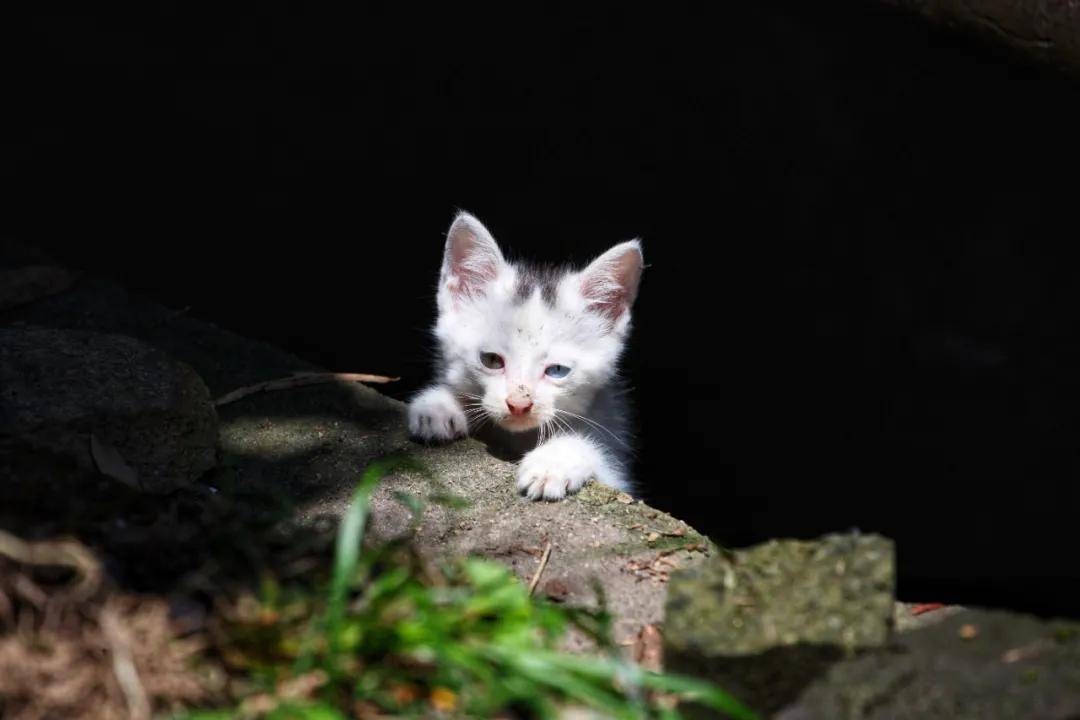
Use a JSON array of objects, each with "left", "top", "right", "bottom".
[{"left": 545, "top": 364, "right": 571, "bottom": 379}]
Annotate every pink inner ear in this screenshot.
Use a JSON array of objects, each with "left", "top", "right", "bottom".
[
  {"left": 581, "top": 245, "right": 642, "bottom": 323},
  {"left": 443, "top": 217, "right": 504, "bottom": 299},
  {"left": 581, "top": 273, "right": 625, "bottom": 321},
  {"left": 448, "top": 238, "right": 499, "bottom": 287}
]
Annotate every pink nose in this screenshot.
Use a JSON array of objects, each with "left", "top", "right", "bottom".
[{"left": 506, "top": 399, "right": 533, "bottom": 416}]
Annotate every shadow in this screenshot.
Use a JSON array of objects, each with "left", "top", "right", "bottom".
[
  {"left": 470, "top": 422, "right": 538, "bottom": 463},
  {"left": 0, "top": 437, "right": 354, "bottom": 595},
  {"left": 0, "top": 274, "right": 412, "bottom": 598},
  {"left": 665, "top": 641, "right": 851, "bottom": 719}
]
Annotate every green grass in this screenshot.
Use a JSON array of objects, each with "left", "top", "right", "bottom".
[{"left": 178, "top": 456, "right": 758, "bottom": 720}]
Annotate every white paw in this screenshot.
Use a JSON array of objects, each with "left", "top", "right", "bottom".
[
  {"left": 517, "top": 441, "right": 596, "bottom": 501},
  {"left": 408, "top": 387, "right": 468, "bottom": 443}
]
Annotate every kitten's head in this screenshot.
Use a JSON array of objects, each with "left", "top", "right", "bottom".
[{"left": 433, "top": 211, "right": 643, "bottom": 433}]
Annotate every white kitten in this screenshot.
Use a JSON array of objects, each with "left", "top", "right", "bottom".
[{"left": 408, "top": 211, "right": 644, "bottom": 501}]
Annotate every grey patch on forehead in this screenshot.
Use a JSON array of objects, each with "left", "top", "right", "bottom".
[{"left": 513, "top": 262, "right": 569, "bottom": 306}]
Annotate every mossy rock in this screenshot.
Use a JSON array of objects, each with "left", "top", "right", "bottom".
[{"left": 664, "top": 534, "right": 895, "bottom": 716}]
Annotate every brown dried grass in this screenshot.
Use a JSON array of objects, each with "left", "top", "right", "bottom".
[{"left": 0, "top": 530, "right": 221, "bottom": 720}]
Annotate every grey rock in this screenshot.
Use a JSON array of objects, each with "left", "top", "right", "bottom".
[
  {"left": 0, "top": 266, "right": 81, "bottom": 311},
  {"left": 664, "top": 534, "right": 895, "bottom": 716},
  {"left": 4, "top": 273, "right": 718, "bottom": 648},
  {"left": 216, "top": 378, "right": 715, "bottom": 651},
  {"left": 777, "top": 610, "right": 1080, "bottom": 719},
  {"left": 2, "top": 274, "right": 322, "bottom": 396},
  {"left": 0, "top": 326, "right": 217, "bottom": 493},
  {"left": 0, "top": 237, "right": 81, "bottom": 311}
]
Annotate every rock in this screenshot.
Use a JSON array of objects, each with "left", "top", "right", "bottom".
[
  {"left": 217, "top": 384, "right": 716, "bottom": 650},
  {"left": 10, "top": 272, "right": 1080, "bottom": 714},
  {"left": 369, "top": 454, "right": 714, "bottom": 650},
  {"left": 0, "top": 266, "right": 81, "bottom": 311},
  {"left": 776, "top": 609, "right": 1080, "bottom": 719},
  {"left": 2, "top": 275, "right": 323, "bottom": 397},
  {"left": 0, "top": 237, "right": 81, "bottom": 311},
  {"left": 5, "top": 272, "right": 715, "bottom": 642},
  {"left": 0, "top": 326, "right": 217, "bottom": 493},
  {"left": 663, "top": 534, "right": 895, "bottom": 716}
]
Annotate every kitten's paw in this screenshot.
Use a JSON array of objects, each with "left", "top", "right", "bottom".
[
  {"left": 517, "top": 441, "right": 596, "bottom": 501},
  {"left": 408, "top": 386, "right": 468, "bottom": 443}
]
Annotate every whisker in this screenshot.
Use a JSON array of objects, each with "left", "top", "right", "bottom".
[
  {"left": 552, "top": 415, "right": 574, "bottom": 437},
  {"left": 554, "top": 408, "right": 631, "bottom": 449},
  {"left": 456, "top": 392, "right": 484, "bottom": 401}
]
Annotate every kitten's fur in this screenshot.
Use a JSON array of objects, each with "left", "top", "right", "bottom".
[{"left": 408, "top": 212, "right": 644, "bottom": 501}]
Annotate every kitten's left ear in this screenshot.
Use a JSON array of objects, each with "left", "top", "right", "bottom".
[{"left": 579, "top": 240, "right": 644, "bottom": 328}]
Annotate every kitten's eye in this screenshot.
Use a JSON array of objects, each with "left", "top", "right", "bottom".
[
  {"left": 545, "top": 364, "right": 571, "bottom": 379},
  {"left": 480, "top": 352, "right": 505, "bottom": 370}
]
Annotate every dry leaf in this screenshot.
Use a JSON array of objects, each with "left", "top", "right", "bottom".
[
  {"left": 390, "top": 682, "right": 421, "bottom": 705},
  {"left": 542, "top": 579, "right": 571, "bottom": 602},
  {"left": 623, "top": 555, "right": 676, "bottom": 584},
  {"left": 354, "top": 700, "right": 387, "bottom": 719},
  {"left": 615, "top": 493, "right": 634, "bottom": 504},
  {"left": 430, "top": 686, "right": 457, "bottom": 713},
  {"left": 633, "top": 624, "right": 664, "bottom": 672},
  {"left": 90, "top": 434, "right": 140, "bottom": 490}
]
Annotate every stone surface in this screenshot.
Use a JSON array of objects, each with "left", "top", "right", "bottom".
[
  {"left": 664, "top": 534, "right": 895, "bottom": 716},
  {"left": 2, "top": 275, "right": 324, "bottom": 397},
  {"left": 217, "top": 380, "right": 714, "bottom": 649},
  {"left": 4, "top": 273, "right": 714, "bottom": 648},
  {"left": 0, "top": 266, "right": 81, "bottom": 311},
  {"left": 0, "top": 237, "right": 82, "bottom": 311},
  {"left": 777, "top": 609, "right": 1080, "bottom": 719},
  {"left": 0, "top": 326, "right": 218, "bottom": 493}
]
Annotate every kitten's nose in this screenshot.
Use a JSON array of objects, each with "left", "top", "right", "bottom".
[{"left": 506, "top": 398, "right": 533, "bottom": 416}]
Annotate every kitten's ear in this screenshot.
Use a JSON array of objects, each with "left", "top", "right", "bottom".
[
  {"left": 439, "top": 212, "right": 507, "bottom": 305},
  {"left": 579, "top": 240, "right": 644, "bottom": 328}
]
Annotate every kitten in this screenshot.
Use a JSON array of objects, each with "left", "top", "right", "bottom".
[{"left": 408, "top": 211, "right": 644, "bottom": 500}]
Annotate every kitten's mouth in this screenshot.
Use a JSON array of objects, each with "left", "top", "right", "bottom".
[{"left": 499, "top": 414, "right": 540, "bottom": 432}]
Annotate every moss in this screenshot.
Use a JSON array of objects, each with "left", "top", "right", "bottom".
[{"left": 663, "top": 534, "right": 895, "bottom": 716}]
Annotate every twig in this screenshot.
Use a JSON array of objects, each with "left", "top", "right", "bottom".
[
  {"left": 528, "top": 541, "right": 553, "bottom": 596},
  {"left": 0, "top": 529, "right": 102, "bottom": 601},
  {"left": 214, "top": 372, "right": 400, "bottom": 407},
  {"left": 100, "top": 603, "right": 151, "bottom": 720}
]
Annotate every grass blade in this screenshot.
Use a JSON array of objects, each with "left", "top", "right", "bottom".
[{"left": 325, "top": 456, "right": 422, "bottom": 652}]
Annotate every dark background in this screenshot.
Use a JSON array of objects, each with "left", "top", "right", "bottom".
[{"left": 8, "top": 2, "right": 1080, "bottom": 616}]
